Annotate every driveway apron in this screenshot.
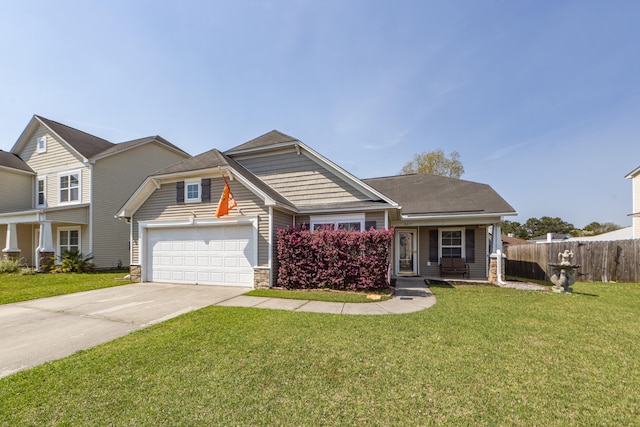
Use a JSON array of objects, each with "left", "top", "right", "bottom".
[{"left": 0, "top": 283, "right": 247, "bottom": 379}]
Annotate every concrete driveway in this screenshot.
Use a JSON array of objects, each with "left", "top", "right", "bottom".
[{"left": 0, "top": 282, "right": 247, "bottom": 379}]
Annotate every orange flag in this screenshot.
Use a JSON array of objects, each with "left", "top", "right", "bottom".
[{"left": 215, "top": 177, "right": 237, "bottom": 218}]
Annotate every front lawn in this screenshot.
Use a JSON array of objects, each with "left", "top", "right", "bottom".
[
  {"left": 0, "top": 272, "right": 132, "bottom": 305},
  {"left": 1, "top": 282, "right": 639, "bottom": 425}
]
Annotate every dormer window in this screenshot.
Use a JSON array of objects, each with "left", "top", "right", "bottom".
[{"left": 37, "top": 136, "right": 47, "bottom": 153}]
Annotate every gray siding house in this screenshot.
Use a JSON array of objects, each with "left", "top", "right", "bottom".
[
  {"left": 0, "top": 115, "right": 190, "bottom": 269},
  {"left": 118, "top": 130, "right": 516, "bottom": 288}
]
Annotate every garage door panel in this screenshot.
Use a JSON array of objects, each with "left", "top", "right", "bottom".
[{"left": 147, "top": 225, "right": 254, "bottom": 287}]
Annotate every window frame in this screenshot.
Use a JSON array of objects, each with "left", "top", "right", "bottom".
[
  {"left": 58, "top": 227, "right": 81, "bottom": 257},
  {"left": 438, "top": 227, "right": 466, "bottom": 259},
  {"left": 36, "top": 136, "right": 47, "bottom": 153},
  {"left": 58, "top": 170, "right": 81, "bottom": 205},
  {"left": 310, "top": 213, "right": 365, "bottom": 232},
  {"left": 184, "top": 180, "right": 201, "bottom": 203},
  {"left": 36, "top": 176, "right": 47, "bottom": 207}
]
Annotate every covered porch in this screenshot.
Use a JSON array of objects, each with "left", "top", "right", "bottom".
[
  {"left": 391, "top": 220, "right": 505, "bottom": 283},
  {"left": 0, "top": 206, "right": 89, "bottom": 270}
]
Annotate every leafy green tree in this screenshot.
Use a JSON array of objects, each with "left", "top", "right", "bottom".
[
  {"left": 399, "top": 149, "right": 464, "bottom": 178},
  {"left": 582, "top": 222, "right": 622, "bottom": 236},
  {"left": 523, "top": 216, "right": 575, "bottom": 239},
  {"left": 500, "top": 220, "right": 528, "bottom": 239}
]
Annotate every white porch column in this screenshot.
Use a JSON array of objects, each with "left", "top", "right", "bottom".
[
  {"left": 36, "top": 221, "right": 55, "bottom": 272},
  {"left": 39, "top": 221, "right": 55, "bottom": 252},
  {"left": 2, "top": 223, "right": 21, "bottom": 260},
  {"left": 491, "top": 223, "right": 503, "bottom": 254}
]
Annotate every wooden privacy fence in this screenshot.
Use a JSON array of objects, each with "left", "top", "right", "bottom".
[{"left": 506, "top": 240, "right": 640, "bottom": 283}]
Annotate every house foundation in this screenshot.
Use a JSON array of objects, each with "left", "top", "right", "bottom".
[
  {"left": 129, "top": 265, "right": 142, "bottom": 282},
  {"left": 38, "top": 251, "right": 55, "bottom": 272},
  {"left": 253, "top": 268, "right": 270, "bottom": 289}
]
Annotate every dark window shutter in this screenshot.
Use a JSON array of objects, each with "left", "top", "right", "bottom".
[
  {"left": 429, "top": 229, "right": 438, "bottom": 262},
  {"left": 364, "top": 221, "right": 376, "bottom": 230},
  {"left": 201, "top": 178, "right": 211, "bottom": 203},
  {"left": 176, "top": 181, "right": 184, "bottom": 204},
  {"left": 465, "top": 229, "right": 475, "bottom": 263}
]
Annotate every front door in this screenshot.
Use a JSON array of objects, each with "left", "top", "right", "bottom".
[{"left": 396, "top": 229, "right": 417, "bottom": 276}]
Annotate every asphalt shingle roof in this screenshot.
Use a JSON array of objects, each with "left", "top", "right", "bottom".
[
  {"left": 0, "top": 150, "right": 33, "bottom": 173},
  {"left": 225, "top": 130, "right": 299, "bottom": 154},
  {"left": 36, "top": 116, "right": 114, "bottom": 159},
  {"left": 363, "top": 173, "right": 516, "bottom": 216}
]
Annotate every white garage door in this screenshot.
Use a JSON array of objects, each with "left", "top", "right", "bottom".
[{"left": 147, "top": 225, "right": 255, "bottom": 287}]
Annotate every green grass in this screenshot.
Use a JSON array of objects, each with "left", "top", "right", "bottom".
[
  {"left": 245, "top": 288, "right": 392, "bottom": 303},
  {"left": 0, "top": 272, "right": 132, "bottom": 304},
  {"left": 1, "top": 282, "right": 639, "bottom": 425}
]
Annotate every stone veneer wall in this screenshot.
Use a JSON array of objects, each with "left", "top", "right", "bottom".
[
  {"left": 130, "top": 265, "right": 142, "bottom": 282},
  {"left": 488, "top": 255, "right": 506, "bottom": 285},
  {"left": 253, "top": 268, "right": 270, "bottom": 289}
]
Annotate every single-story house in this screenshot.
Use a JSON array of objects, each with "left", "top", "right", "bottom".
[{"left": 117, "top": 131, "right": 516, "bottom": 287}]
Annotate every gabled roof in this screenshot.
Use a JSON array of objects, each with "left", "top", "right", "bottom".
[
  {"left": 625, "top": 165, "right": 640, "bottom": 179},
  {"left": 225, "top": 130, "right": 299, "bottom": 154},
  {"left": 35, "top": 116, "right": 114, "bottom": 159},
  {"left": 226, "top": 130, "right": 399, "bottom": 207},
  {"left": 363, "top": 173, "right": 516, "bottom": 217},
  {"left": 0, "top": 150, "right": 34, "bottom": 174},
  {"left": 90, "top": 135, "right": 189, "bottom": 161},
  {"left": 119, "top": 147, "right": 297, "bottom": 215}
]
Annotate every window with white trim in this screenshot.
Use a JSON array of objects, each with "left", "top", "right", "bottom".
[
  {"left": 37, "top": 136, "right": 47, "bottom": 153},
  {"left": 36, "top": 177, "right": 46, "bottom": 207},
  {"left": 59, "top": 171, "right": 80, "bottom": 203},
  {"left": 185, "top": 181, "right": 201, "bottom": 203},
  {"left": 59, "top": 228, "right": 80, "bottom": 255},
  {"left": 310, "top": 214, "right": 365, "bottom": 231},
  {"left": 439, "top": 228, "right": 465, "bottom": 258}
]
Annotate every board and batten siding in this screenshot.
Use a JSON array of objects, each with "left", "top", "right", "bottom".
[
  {"left": 0, "top": 170, "right": 32, "bottom": 213},
  {"left": 234, "top": 150, "right": 370, "bottom": 206},
  {"left": 132, "top": 178, "right": 270, "bottom": 266},
  {"left": 91, "top": 144, "right": 189, "bottom": 268}
]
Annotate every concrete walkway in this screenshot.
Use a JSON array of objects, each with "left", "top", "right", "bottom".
[
  {"left": 219, "top": 277, "right": 436, "bottom": 315},
  {"left": 0, "top": 278, "right": 435, "bottom": 379}
]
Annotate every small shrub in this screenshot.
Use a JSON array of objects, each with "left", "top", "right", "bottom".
[
  {"left": 0, "top": 258, "right": 22, "bottom": 274},
  {"left": 55, "top": 250, "right": 95, "bottom": 273}
]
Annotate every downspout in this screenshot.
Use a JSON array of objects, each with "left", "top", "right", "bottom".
[{"left": 496, "top": 249, "right": 507, "bottom": 286}]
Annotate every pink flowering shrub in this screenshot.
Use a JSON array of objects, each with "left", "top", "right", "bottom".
[{"left": 277, "top": 226, "right": 394, "bottom": 290}]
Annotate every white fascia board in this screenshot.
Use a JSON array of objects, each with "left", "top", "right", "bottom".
[
  {"left": 33, "top": 116, "right": 89, "bottom": 163},
  {"left": 297, "top": 205, "right": 398, "bottom": 214},
  {"left": 116, "top": 177, "right": 158, "bottom": 218},
  {"left": 0, "top": 165, "right": 35, "bottom": 175},
  {"left": 625, "top": 165, "right": 640, "bottom": 179},
  {"left": 118, "top": 166, "right": 281, "bottom": 218},
  {"left": 395, "top": 212, "right": 516, "bottom": 227},
  {"left": 299, "top": 143, "right": 399, "bottom": 206},
  {"left": 0, "top": 210, "right": 41, "bottom": 223},
  {"left": 90, "top": 139, "right": 190, "bottom": 163},
  {"left": 225, "top": 166, "right": 277, "bottom": 206},
  {"left": 230, "top": 141, "right": 399, "bottom": 207}
]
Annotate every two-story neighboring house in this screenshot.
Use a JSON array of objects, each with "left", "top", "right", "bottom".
[
  {"left": 625, "top": 165, "right": 640, "bottom": 239},
  {"left": 0, "top": 115, "right": 190, "bottom": 270},
  {"left": 117, "top": 130, "right": 516, "bottom": 288}
]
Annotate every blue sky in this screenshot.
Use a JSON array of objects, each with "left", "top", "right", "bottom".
[{"left": 1, "top": 0, "right": 638, "bottom": 228}]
